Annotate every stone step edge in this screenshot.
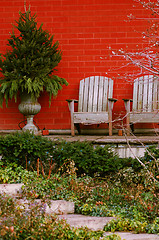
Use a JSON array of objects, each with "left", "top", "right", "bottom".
[
  {"left": 104, "top": 232, "right": 159, "bottom": 240},
  {"left": 0, "top": 184, "right": 74, "bottom": 215},
  {"left": 0, "top": 183, "right": 23, "bottom": 196},
  {"left": 16, "top": 199, "right": 74, "bottom": 215},
  {"left": 57, "top": 214, "right": 116, "bottom": 231}
]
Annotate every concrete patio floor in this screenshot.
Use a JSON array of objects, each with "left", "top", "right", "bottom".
[{"left": 46, "top": 134, "right": 159, "bottom": 145}]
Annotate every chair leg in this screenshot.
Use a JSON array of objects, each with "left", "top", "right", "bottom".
[
  {"left": 108, "top": 110, "right": 113, "bottom": 136},
  {"left": 108, "top": 101, "right": 113, "bottom": 136},
  {"left": 70, "top": 119, "right": 75, "bottom": 136},
  {"left": 71, "top": 125, "right": 75, "bottom": 136},
  {"left": 130, "top": 123, "right": 134, "bottom": 133},
  {"left": 75, "top": 123, "right": 81, "bottom": 134},
  {"left": 126, "top": 114, "right": 131, "bottom": 136},
  {"left": 108, "top": 122, "right": 112, "bottom": 136}
]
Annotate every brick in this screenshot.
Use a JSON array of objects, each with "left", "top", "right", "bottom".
[{"left": 0, "top": 0, "right": 152, "bottom": 130}]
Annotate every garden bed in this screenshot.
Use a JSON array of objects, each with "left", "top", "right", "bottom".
[{"left": 0, "top": 131, "right": 159, "bottom": 238}]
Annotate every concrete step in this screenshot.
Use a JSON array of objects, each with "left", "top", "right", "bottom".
[
  {"left": 0, "top": 184, "right": 74, "bottom": 214},
  {"left": 104, "top": 232, "right": 159, "bottom": 240},
  {"left": 16, "top": 199, "right": 74, "bottom": 215},
  {"left": 57, "top": 214, "right": 159, "bottom": 240},
  {"left": 0, "top": 183, "right": 23, "bottom": 196},
  {"left": 57, "top": 214, "right": 116, "bottom": 231}
]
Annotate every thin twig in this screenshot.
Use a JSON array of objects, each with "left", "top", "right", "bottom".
[
  {"left": 122, "top": 124, "right": 158, "bottom": 182},
  {"left": 40, "top": 160, "right": 45, "bottom": 178},
  {"left": 47, "top": 159, "right": 56, "bottom": 179},
  {"left": 24, "top": 0, "right": 26, "bottom": 12},
  {"left": 37, "top": 158, "right": 39, "bottom": 177}
]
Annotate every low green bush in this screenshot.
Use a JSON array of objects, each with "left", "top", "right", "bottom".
[
  {"left": 0, "top": 131, "right": 141, "bottom": 177},
  {"left": 21, "top": 162, "right": 159, "bottom": 222},
  {"left": 0, "top": 131, "right": 54, "bottom": 174},
  {"left": 51, "top": 141, "right": 142, "bottom": 177},
  {"left": 0, "top": 161, "right": 38, "bottom": 184},
  {"left": 53, "top": 141, "right": 120, "bottom": 176}
]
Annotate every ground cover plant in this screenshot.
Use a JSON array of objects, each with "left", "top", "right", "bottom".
[{"left": 0, "top": 131, "right": 159, "bottom": 237}]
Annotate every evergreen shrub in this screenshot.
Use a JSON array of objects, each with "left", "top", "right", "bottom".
[
  {"left": 0, "top": 131, "right": 142, "bottom": 177},
  {"left": 0, "top": 10, "right": 68, "bottom": 106}
]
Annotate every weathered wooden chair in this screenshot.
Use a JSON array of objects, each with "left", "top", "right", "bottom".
[
  {"left": 67, "top": 76, "right": 117, "bottom": 136},
  {"left": 123, "top": 75, "right": 159, "bottom": 135}
]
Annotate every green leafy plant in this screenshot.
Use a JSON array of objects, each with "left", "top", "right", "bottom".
[
  {"left": 0, "top": 141, "right": 159, "bottom": 234},
  {"left": 0, "top": 131, "right": 57, "bottom": 178},
  {"left": 1, "top": 131, "right": 157, "bottom": 179},
  {"left": 104, "top": 217, "right": 159, "bottom": 234},
  {"left": 0, "top": 10, "right": 68, "bottom": 106},
  {"left": 0, "top": 161, "right": 38, "bottom": 184},
  {"left": 0, "top": 132, "right": 136, "bottom": 178},
  {"left": 18, "top": 171, "right": 159, "bottom": 233},
  {"left": 52, "top": 141, "right": 122, "bottom": 177}
]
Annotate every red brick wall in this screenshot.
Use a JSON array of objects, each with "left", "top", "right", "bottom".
[{"left": 0, "top": 0, "right": 152, "bottom": 131}]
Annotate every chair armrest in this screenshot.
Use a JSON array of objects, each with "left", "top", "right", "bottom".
[
  {"left": 108, "top": 98, "right": 118, "bottom": 103},
  {"left": 66, "top": 99, "right": 78, "bottom": 113},
  {"left": 108, "top": 98, "right": 117, "bottom": 111},
  {"left": 122, "top": 99, "right": 132, "bottom": 112},
  {"left": 66, "top": 99, "right": 78, "bottom": 103},
  {"left": 122, "top": 99, "right": 133, "bottom": 102}
]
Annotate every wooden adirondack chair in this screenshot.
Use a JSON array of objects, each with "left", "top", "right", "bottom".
[
  {"left": 123, "top": 75, "right": 159, "bottom": 135},
  {"left": 67, "top": 76, "right": 117, "bottom": 136}
]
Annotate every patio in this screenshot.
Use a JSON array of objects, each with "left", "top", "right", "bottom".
[
  {"left": 45, "top": 131, "right": 159, "bottom": 159},
  {"left": 46, "top": 133, "right": 159, "bottom": 144}
]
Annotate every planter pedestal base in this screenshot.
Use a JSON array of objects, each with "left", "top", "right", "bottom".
[
  {"left": 23, "top": 115, "right": 38, "bottom": 133},
  {"left": 18, "top": 92, "right": 41, "bottom": 133}
]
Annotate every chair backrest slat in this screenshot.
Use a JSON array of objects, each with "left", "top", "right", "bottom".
[
  {"left": 153, "top": 77, "right": 158, "bottom": 110},
  {"left": 138, "top": 77, "right": 143, "bottom": 111},
  {"left": 133, "top": 79, "right": 139, "bottom": 111},
  {"left": 108, "top": 78, "right": 113, "bottom": 99},
  {"left": 88, "top": 76, "right": 94, "bottom": 112},
  {"left": 83, "top": 77, "right": 89, "bottom": 112},
  {"left": 147, "top": 75, "right": 153, "bottom": 112},
  {"left": 103, "top": 77, "right": 109, "bottom": 111},
  {"left": 98, "top": 76, "right": 104, "bottom": 112},
  {"left": 143, "top": 75, "right": 148, "bottom": 112},
  {"left": 78, "top": 79, "right": 84, "bottom": 112},
  {"left": 78, "top": 76, "right": 113, "bottom": 112},
  {"left": 92, "top": 76, "right": 99, "bottom": 112},
  {"left": 133, "top": 75, "right": 159, "bottom": 112}
]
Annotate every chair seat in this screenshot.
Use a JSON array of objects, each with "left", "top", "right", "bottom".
[
  {"left": 73, "top": 112, "right": 109, "bottom": 124},
  {"left": 130, "top": 112, "right": 159, "bottom": 123}
]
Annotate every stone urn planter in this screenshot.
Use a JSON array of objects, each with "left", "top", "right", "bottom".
[{"left": 18, "top": 92, "right": 41, "bottom": 133}]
